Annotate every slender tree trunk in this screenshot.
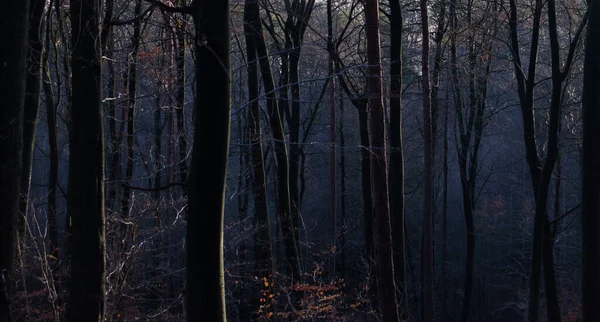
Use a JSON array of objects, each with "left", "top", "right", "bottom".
[
  {"left": 186, "top": 1, "right": 230, "bottom": 320},
  {"left": 18, "top": 0, "right": 45, "bottom": 246},
  {"left": 0, "top": 1, "right": 29, "bottom": 320},
  {"left": 249, "top": 1, "right": 301, "bottom": 283},
  {"left": 67, "top": 0, "right": 106, "bottom": 319},
  {"left": 442, "top": 90, "right": 449, "bottom": 320},
  {"left": 364, "top": 0, "right": 399, "bottom": 320},
  {"left": 327, "top": 0, "right": 337, "bottom": 277},
  {"left": 243, "top": 0, "right": 272, "bottom": 284},
  {"left": 339, "top": 85, "right": 347, "bottom": 280},
  {"left": 357, "top": 106, "right": 373, "bottom": 251},
  {"left": 581, "top": 1, "right": 600, "bottom": 319},
  {"left": 388, "top": 0, "right": 406, "bottom": 314},
  {"left": 420, "top": 0, "right": 435, "bottom": 320}
]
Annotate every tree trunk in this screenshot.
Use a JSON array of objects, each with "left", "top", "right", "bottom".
[
  {"left": 420, "top": 0, "right": 435, "bottom": 320},
  {"left": 339, "top": 85, "right": 347, "bottom": 280},
  {"left": 67, "top": 0, "right": 106, "bottom": 319},
  {"left": 0, "top": 0, "right": 29, "bottom": 320},
  {"left": 442, "top": 89, "right": 449, "bottom": 320},
  {"left": 327, "top": 0, "right": 337, "bottom": 278},
  {"left": 249, "top": 0, "right": 301, "bottom": 283},
  {"left": 364, "top": 0, "right": 400, "bottom": 320},
  {"left": 243, "top": 2, "right": 273, "bottom": 316},
  {"left": 186, "top": 1, "right": 230, "bottom": 320},
  {"left": 388, "top": 0, "right": 406, "bottom": 313},
  {"left": 581, "top": 1, "right": 600, "bottom": 319},
  {"left": 18, "top": 0, "right": 45, "bottom": 245}
]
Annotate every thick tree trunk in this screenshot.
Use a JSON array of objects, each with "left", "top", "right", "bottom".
[
  {"left": 67, "top": 0, "right": 106, "bottom": 319},
  {"left": 581, "top": 1, "right": 600, "bottom": 319},
  {"left": 420, "top": 0, "right": 434, "bottom": 320},
  {"left": 0, "top": 1, "right": 30, "bottom": 320},
  {"left": 186, "top": 1, "right": 230, "bottom": 320},
  {"left": 18, "top": 0, "right": 45, "bottom": 245},
  {"left": 388, "top": 0, "right": 406, "bottom": 313},
  {"left": 364, "top": 0, "right": 400, "bottom": 320}
]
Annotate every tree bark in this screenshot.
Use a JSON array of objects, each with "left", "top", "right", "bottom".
[
  {"left": 18, "top": 0, "right": 45, "bottom": 245},
  {"left": 388, "top": 0, "right": 407, "bottom": 313},
  {"left": 420, "top": 0, "right": 434, "bottom": 320},
  {"left": 186, "top": 1, "right": 230, "bottom": 320},
  {"left": 364, "top": 0, "right": 400, "bottom": 320},
  {"left": 67, "top": 0, "right": 106, "bottom": 319},
  {"left": 581, "top": 0, "right": 600, "bottom": 319},
  {"left": 0, "top": 0, "right": 30, "bottom": 320}
]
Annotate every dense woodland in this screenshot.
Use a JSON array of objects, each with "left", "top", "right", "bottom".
[{"left": 1, "top": 0, "right": 600, "bottom": 321}]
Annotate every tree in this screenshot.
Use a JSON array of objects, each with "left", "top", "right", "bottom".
[
  {"left": 364, "top": 0, "right": 400, "bottom": 320},
  {"left": 0, "top": 0, "right": 30, "bottom": 320},
  {"left": 388, "top": 0, "right": 407, "bottom": 313},
  {"left": 421, "top": 0, "right": 435, "bottom": 320},
  {"left": 450, "top": 1, "right": 497, "bottom": 319},
  {"left": 186, "top": 1, "right": 230, "bottom": 320},
  {"left": 67, "top": 0, "right": 106, "bottom": 319},
  {"left": 581, "top": 0, "right": 600, "bottom": 319},
  {"left": 248, "top": 0, "right": 302, "bottom": 283},
  {"left": 243, "top": 0, "right": 273, "bottom": 316},
  {"left": 19, "top": 0, "right": 45, "bottom": 246},
  {"left": 508, "top": 0, "right": 586, "bottom": 319}
]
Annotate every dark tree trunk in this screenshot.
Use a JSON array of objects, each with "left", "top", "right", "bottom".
[
  {"left": 357, "top": 106, "right": 373, "bottom": 251},
  {"left": 18, "top": 0, "right": 45, "bottom": 245},
  {"left": 338, "top": 86, "right": 347, "bottom": 280},
  {"left": 364, "top": 0, "right": 400, "bottom": 320},
  {"left": 0, "top": 1, "right": 30, "bottom": 320},
  {"left": 249, "top": 0, "right": 301, "bottom": 282},
  {"left": 243, "top": 0, "right": 273, "bottom": 316},
  {"left": 186, "top": 1, "right": 230, "bottom": 320},
  {"left": 442, "top": 89, "right": 449, "bottom": 320},
  {"left": 67, "top": 0, "right": 106, "bottom": 319},
  {"left": 327, "top": 0, "right": 337, "bottom": 277},
  {"left": 581, "top": 0, "right": 600, "bottom": 319},
  {"left": 420, "top": 0, "right": 434, "bottom": 320},
  {"left": 388, "top": 0, "right": 406, "bottom": 313},
  {"left": 507, "top": 0, "right": 585, "bottom": 318}
]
